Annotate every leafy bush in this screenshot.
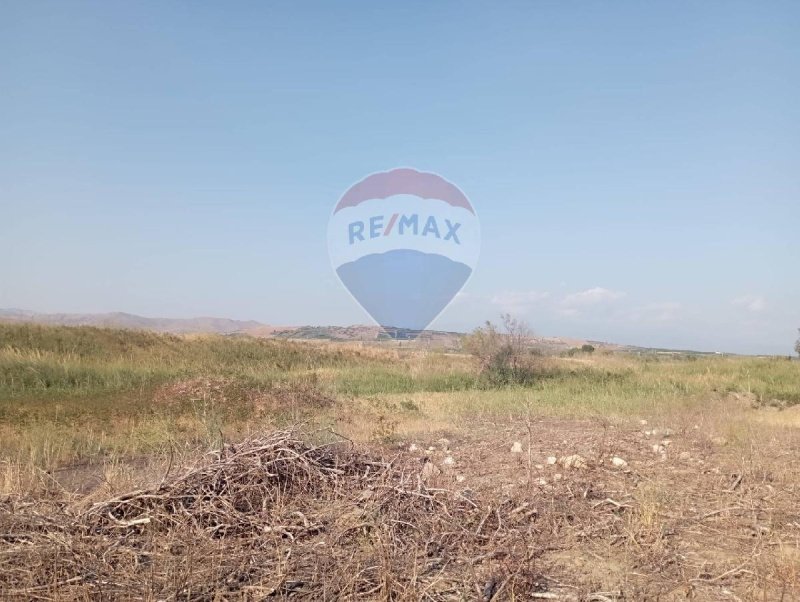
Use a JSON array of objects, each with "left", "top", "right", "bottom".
[
  {"left": 462, "top": 314, "right": 539, "bottom": 385},
  {"left": 564, "top": 345, "right": 595, "bottom": 357}
]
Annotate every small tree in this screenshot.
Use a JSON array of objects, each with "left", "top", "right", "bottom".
[
  {"left": 795, "top": 329, "right": 800, "bottom": 357},
  {"left": 463, "top": 314, "right": 535, "bottom": 385},
  {"left": 499, "top": 313, "right": 533, "bottom": 378},
  {"left": 581, "top": 344, "right": 595, "bottom": 354},
  {"left": 462, "top": 320, "right": 503, "bottom": 373}
]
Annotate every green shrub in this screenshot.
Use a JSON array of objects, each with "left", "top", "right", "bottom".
[{"left": 462, "top": 315, "right": 540, "bottom": 386}]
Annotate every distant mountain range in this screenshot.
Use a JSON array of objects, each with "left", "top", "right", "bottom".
[
  {"left": 0, "top": 309, "right": 464, "bottom": 344},
  {"left": 1, "top": 308, "right": 671, "bottom": 354},
  {"left": 0, "top": 309, "right": 267, "bottom": 336}
]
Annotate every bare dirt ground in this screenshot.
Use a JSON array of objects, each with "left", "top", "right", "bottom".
[
  {"left": 2, "top": 414, "right": 798, "bottom": 601},
  {"left": 402, "top": 416, "right": 800, "bottom": 601}
]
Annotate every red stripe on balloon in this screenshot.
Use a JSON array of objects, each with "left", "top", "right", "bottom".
[
  {"left": 383, "top": 213, "right": 399, "bottom": 236},
  {"left": 334, "top": 168, "right": 474, "bottom": 215}
]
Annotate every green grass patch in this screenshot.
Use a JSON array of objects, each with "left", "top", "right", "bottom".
[{"left": 1, "top": 323, "right": 798, "bottom": 473}]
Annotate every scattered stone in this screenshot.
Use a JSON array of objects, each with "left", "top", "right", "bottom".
[
  {"left": 537, "top": 477, "right": 548, "bottom": 486},
  {"left": 611, "top": 456, "right": 628, "bottom": 468},
  {"left": 534, "top": 464, "right": 544, "bottom": 470},
  {"left": 437, "top": 438, "right": 450, "bottom": 451},
  {"left": 640, "top": 419, "right": 648, "bottom": 426},
  {"left": 455, "top": 474, "right": 466, "bottom": 483},
  {"left": 554, "top": 473, "right": 563, "bottom": 481},
  {"left": 421, "top": 459, "right": 441, "bottom": 481},
  {"left": 483, "top": 579, "right": 498, "bottom": 602},
  {"left": 661, "top": 439, "right": 672, "bottom": 447},
  {"left": 644, "top": 429, "right": 656, "bottom": 437},
  {"left": 510, "top": 441, "right": 523, "bottom": 454},
  {"left": 546, "top": 456, "right": 557, "bottom": 465},
  {"left": 443, "top": 456, "right": 455, "bottom": 466},
  {"left": 560, "top": 455, "right": 587, "bottom": 469},
  {"left": 679, "top": 451, "right": 691, "bottom": 461},
  {"left": 652, "top": 444, "right": 666, "bottom": 454},
  {"left": 661, "top": 428, "right": 675, "bottom": 437},
  {"left": 408, "top": 443, "right": 418, "bottom": 452}
]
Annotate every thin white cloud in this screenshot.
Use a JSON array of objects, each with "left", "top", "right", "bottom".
[
  {"left": 562, "top": 287, "right": 626, "bottom": 306},
  {"left": 629, "top": 302, "right": 682, "bottom": 323},
  {"left": 491, "top": 290, "right": 550, "bottom": 313},
  {"left": 732, "top": 295, "right": 766, "bottom": 313}
]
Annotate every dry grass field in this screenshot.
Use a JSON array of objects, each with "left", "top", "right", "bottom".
[{"left": 1, "top": 323, "right": 799, "bottom": 600}]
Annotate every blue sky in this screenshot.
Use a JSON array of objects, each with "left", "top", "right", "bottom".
[{"left": 2, "top": 1, "right": 798, "bottom": 354}]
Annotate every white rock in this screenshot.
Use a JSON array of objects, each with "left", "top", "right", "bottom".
[
  {"left": 661, "top": 439, "right": 672, "bottom": 446},
  {"left": 438, "top": 438, "right": 450, "bottom": 450},
  {"left": 510, "top": 441, "right": 523, "bottom": 454},
  {"left": 560, "top": 454, "right": 587, "bottom": 469},
  {"left": 611, "top": 456, "right": 628, "bottom": 468},
  {"left": 661, "top": 428, "right": 675, "bottom": 437},
  {"left": 421, "top": 460, "right": 441, "bottom": 481},
  {"left": 537, "top": 477, "right": 548, "bottom": 486},
  {"left": 639, "top": 419, "right": 648, "bottom": 426},
  {"left": 652, "top": 444, "right": 666, "bottom": 454},
  {"left": 426, "top": 446, "right": 436, "bottom": 452},
  {"left": 678, "top": 451, "right": 691, "bottom": 461},
  {"left": 443, "top": 456, "right": 455, "bottom": 466},
  {"left": 534, "top": 464, "right": 544, "bottom": 470},
  {"left": 554, "top": 473, "right": 563, "bottom": 481},
  {"left": 408, "top": 443, "right": 418, "bottom": 452},
  {"left": 455, "top": 474, "right": 466, "bottom": 483},
  {"left": 546, "top": 456, "right": 557, "bottom": 465}
]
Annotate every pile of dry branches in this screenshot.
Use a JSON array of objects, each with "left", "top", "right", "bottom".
[{"left": 1, "top": 429, "right": 549, "bottom": 600}]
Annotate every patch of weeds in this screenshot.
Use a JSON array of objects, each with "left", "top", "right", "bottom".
[
  {"left": 399, "top": 399, "right": 421, "bottom": 413},
  {"left": 369, "top": 414, "right": 398, "bottom": 443}
]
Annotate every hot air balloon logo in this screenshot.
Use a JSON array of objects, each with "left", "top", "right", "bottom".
[{"left": 328, "top": 168, "right": 480, "bottom": 337}]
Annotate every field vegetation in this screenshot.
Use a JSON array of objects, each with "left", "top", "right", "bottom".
[
  {"left": 1, "top": 322, "right": 797, "bottom": 474},
  {"left": 1, "top": 322, "right": 799, "bottom": 600}
]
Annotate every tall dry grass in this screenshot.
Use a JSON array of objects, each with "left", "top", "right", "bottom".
[{"left": 1, "top": 322, "right": 798, "bottom": 492}]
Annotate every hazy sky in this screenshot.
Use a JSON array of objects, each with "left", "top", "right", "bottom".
[{"left": 2, "top": 1, "right": 799, "bottom": 354}]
